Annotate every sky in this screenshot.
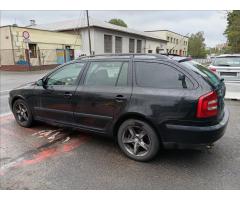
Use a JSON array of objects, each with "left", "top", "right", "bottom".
[{"left": 0, "top": 10, "right": 227, "bottom": 47}]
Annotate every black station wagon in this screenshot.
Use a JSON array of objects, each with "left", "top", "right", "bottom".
[{"left": 9, "top": 54, "right": 229, "bottom": 161}]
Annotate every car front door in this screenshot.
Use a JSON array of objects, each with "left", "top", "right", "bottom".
[
  {"left": 72, "top": 60, "right": 132, "bottom": 133},
  {"left": 34, "top": 62, "right": 85, "bottom": 124}
]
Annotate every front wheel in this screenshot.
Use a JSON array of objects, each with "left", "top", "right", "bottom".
[
  {"left": 13, "top": 99, "right": 33, "bottom": 127},
  {"left": 117, "top": 119, "right": 160, "bottom": 162}
]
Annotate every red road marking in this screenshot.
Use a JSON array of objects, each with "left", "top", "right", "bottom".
[
  {"left": 0, "top": 113, "right": 91, "bottom": 175},
  {"left": 20, "top": 135, "right": 90, "bottom": 167},
  {"left": 21, "top": 148, "right": 57, "bottom": 165}
]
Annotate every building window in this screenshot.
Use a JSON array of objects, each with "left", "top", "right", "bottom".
[
  {"left": 129, "top": 38, "right": 135, "bottom": 53},
  {"left": 148, "top": 50, "right": 152, "bottom": 53},
  {"left": 137, "top": 40, "right": 142, "bottom": 53},
  {"left": 104, "top": 35, "right": 112, "bottom": 53},
  {"left": 115, "top": 36, "right": 122, "bottom": 53},
  {"left": 176, "top": 39, "right": 178, "bottom": 44},
  {"left": 167, "top": 36, "right": 170, "bottom": 41},
  {"left": 65, "top": 45, "right": 71, "bottom": 49},
  {"left": 29, "top": 43, "right": 37, "bottom": 58},
  {"left": 170, "top": 37, "right": 173, "bottom": 43}
]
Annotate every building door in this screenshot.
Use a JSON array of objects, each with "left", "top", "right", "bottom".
[
  {"left": 179, "top": 49, "right": 182, "bottom": 56},
  {"left": 56, "top": 49, "right": 65, "bottom": 64}
]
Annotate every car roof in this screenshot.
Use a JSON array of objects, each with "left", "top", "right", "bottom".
[
  {"left": 167, "top": 55, "right": 192, "bottom": 63},
  {"left": 76, "top": 53, "right": 169, "bottom": 61}
]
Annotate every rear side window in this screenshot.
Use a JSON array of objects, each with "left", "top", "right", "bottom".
[
  {"left": 85, "top": 61, "right": 128, "bottom": 87},
  {"left": 181, "top": 61, "right": 220, "bottom": 87},
  {"left": 135, "top": 62, "right": 193, "bottom": 89}
]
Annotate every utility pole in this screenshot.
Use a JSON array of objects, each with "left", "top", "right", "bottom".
[
  {"left": 86, "top": 10, "right": 92, "bottom": 55},
  {"left": 9, "top": 26, "right": 16, "bottom": 65}
]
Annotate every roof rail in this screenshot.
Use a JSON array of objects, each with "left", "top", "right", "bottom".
[{"left": 76, "top": 53, "right": 168, "bottom": 60}]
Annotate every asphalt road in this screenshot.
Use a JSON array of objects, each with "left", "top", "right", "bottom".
[
  {"left": 0, "top": 70, "right": 50, "bottom": 114},
  {"left": 0, "top": 101, "right": 240, "bottom": 189},
  {"left": 0, "top": 70, "right": 240, "bottom": 189}
]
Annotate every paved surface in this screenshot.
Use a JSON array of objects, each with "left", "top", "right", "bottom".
[
  {"left": 225, "top": 82, "right": 240, "bottom": 100},
  {"left": 0, "top": 70, "right": 51, "bottom": 114},
  {"left": 0, "top": 101, "right": 240, "bottom": 189}
]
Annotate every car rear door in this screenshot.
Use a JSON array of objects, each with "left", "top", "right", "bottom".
[{"left": 72, "top": 60, "right": 132, "bottom": 133}]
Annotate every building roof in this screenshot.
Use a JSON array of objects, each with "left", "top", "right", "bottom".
[
  {"left": 28, "top": 17, "right": 167, "bottom": 42},
  {"left": 145, "top": 29, "right": 189, "bottom": 38}
]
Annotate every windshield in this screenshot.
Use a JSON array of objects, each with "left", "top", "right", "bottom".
[
  {"left": 180, "top": 60, "right": 221, "bottom": 87},
  {"left": 213, "top": 56, "right": 240, "bottom": 67}
]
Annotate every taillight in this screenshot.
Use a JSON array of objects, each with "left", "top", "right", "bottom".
[
  {"left": 209, "top": 66, "right": 216, "bottom": 72},
  {"left": 197, "top": 91, "right": 218, "bottom": 118}
]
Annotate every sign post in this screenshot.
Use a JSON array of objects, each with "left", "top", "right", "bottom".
[{"left": 22, "top": 31, "right": 31, "bottom": 69}]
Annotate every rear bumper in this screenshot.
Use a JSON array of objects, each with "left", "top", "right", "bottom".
[{"left": 162, "top": 108, "right": 229, "bottom": 146}]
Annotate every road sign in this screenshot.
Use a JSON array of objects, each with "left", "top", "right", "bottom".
[{"left": 22, "top": 31, "right": 30, "bottom": 39}]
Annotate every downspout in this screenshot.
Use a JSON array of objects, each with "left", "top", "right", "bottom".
[{"left": 9, "top": 26, "right": 16, "bottom": 65}]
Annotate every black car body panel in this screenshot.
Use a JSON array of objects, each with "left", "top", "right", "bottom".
[{"left": 9, "top": 54, "right": 229, "bottom": 148}]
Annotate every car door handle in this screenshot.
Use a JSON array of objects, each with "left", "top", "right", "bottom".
[
  {"left": 115, "top": 95, "right": 126, "bottom": 102},
  {"left": 64, "top": 92, "right": 73, "bottom": 98}
]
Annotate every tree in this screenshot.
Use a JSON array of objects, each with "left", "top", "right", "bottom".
[
  {"left": 224, "top": 10, "right": 240, "bottom": 53},
  {"left": 108, "top": 19, "right": 127, "bottom": 28},
  {"left": 188, "top": 31, "right": 207, "bottom": 58}
]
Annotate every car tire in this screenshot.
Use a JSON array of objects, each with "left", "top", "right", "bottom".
[
  {"left": 117, "top": 119, "right": 160, "bottom": 162},
  {"left": 13, "top": 99, "right": 33, "bottom": 128}
]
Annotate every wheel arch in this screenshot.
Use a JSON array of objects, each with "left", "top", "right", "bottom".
[
  {"left": 11, "top": 95, "right": 26, "bottom": 110},
  {"left": 112, "top": 112, "right": 162, "bottom": 144}
]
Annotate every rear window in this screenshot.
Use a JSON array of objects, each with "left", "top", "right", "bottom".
[
  {"left": 135, "top": 62, "right": 193, "bottom": 89},
  {"left": 180, "top": 60, "right": 220, "bottom": 87},
  {"left": 213, "top": 56, "right": 240, "bottom": 67}
]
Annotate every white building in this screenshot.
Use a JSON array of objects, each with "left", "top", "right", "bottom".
[
  {"left": 30, "top": 18, "right": 168, "bottom": 56},
  {"left": 145, "top": 30, "right": 189, "bottom": 56}
]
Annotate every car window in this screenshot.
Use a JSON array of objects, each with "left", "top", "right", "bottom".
[
  {"left": 181, "top": 60, "right": 220, "bottom": 87},
  {"left": 85, "top": 61, "right": 128, "bottom": 86},
  {"left": 135, "top": 62, "right": 193, "bottom": 89},
  {"left": 213, "top": 56, "right": 240, "bottom": 67},
  {"left": 47, "top": 63, "right": 85, "bottom": 86},
  {"left": 116, "top": 62, "right": 128, "bottom": 86}
]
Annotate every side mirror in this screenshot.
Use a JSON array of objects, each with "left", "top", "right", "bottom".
[
  {"left": 36, "top": 78, "right": 47, "bottom": 88},
  {"left": 36, "top": 79, "right": 44, "bottom": 86}
]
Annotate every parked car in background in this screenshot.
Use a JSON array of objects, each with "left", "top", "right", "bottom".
[
  {"left": 208, "top": 54, "right": 240, "bottom": 82},
  {"left": 9, "top": 54, "right": 229, "bottom": 162}
]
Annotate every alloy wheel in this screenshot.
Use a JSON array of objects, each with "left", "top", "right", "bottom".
[
  {"left": 122, "top": 125, "right": 151, "bottom": 157},
  {"left": 15, "top": 103, "right": 29, "bottom": 122}
]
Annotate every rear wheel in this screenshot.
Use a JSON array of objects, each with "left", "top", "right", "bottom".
[
  {"left": 13, "top": 99, "right": 33, "bottom": 127},
  {"left": 117, "top": 119, "right": 160, "bottom": 162}
]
